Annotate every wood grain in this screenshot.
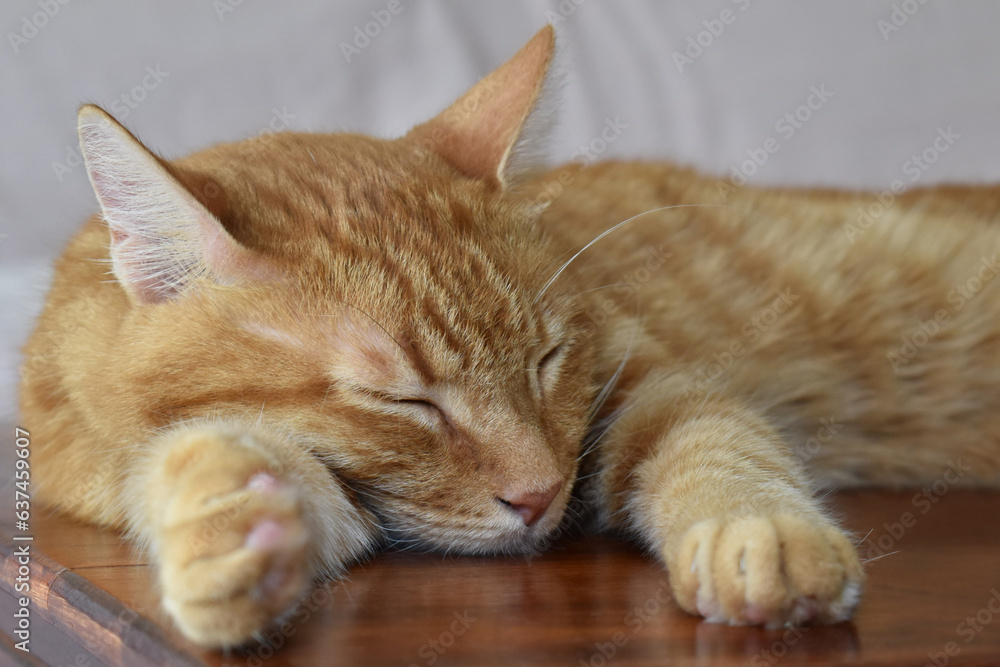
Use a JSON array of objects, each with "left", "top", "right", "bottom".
[{"left": 2, "top": 490, "right": 999, "bottom": 666}]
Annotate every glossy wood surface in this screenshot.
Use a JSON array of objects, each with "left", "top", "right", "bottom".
[{"left": 2, "top": 487, "right": 1000, "bottom": 667}]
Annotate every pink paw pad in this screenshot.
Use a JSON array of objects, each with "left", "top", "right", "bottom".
[
  {"left": 259, "top": 566, "right": 291, "bottom": 596},
  {"left": 742, "top": 604, "right": 770, "bottom": 625},
  {"left": 697, "top": 594, "right": 722, "bottom": 621},
  {"left": 244, "top": 519, "right": 285, "bottom": 551},
  {"left": 246, "top": 471, "right": 281, "bottom": 493}
]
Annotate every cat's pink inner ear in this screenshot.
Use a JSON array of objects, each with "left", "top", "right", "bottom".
[
  {"left": 77, "top": 104, "right": 270, "bottom": 305},
  {"left": 407, "top": 25, "right": 556, "bottom": 189}
]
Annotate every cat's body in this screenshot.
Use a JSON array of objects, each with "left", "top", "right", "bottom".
[
  {"left": 534, "top": 163, "right": 1000, "bottom": 493},
  {"left": 19, "top": 27, "right": 1000, "bottom": 647}
]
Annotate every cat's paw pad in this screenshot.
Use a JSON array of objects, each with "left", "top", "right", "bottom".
[
  {"left": 669, "top": 514, "right": 863, "bottom": 627},
  {"left": 152, "top": 431, "right": 313, "bottom": 647}
]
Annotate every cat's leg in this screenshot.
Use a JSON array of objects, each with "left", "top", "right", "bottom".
[
  {"left": 122, "top": 420, "right": 378, "bottom": 647},
  {"left": 594, "top": 380, "right": 863, "bottom": 627}
]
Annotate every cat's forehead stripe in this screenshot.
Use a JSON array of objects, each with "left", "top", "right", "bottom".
[{"left": 239, "top": 321, "right": 306, "bottom": 348}]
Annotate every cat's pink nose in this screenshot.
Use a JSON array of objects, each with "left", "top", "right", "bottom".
[{"left": 498, "top": 481, "right": 562, "bottom": 526}]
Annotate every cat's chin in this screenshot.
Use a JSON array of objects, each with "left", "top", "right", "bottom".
[
  {"left": 479, "top": 503, "right": 573, "bottom": 556},
  {"left": 387, "top": 503, "right": 569, "bottom": 557},
  {"left": 432, "top": 525, "right": 559, "bottom": 558}
]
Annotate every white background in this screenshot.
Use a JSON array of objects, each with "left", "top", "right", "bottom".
[{"left": 2, "top": 1, "right": 999, "bottom": 426}]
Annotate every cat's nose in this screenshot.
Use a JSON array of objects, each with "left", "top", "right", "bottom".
[{"left": 498, "top": 481, "right": 562, "bottom": 526}]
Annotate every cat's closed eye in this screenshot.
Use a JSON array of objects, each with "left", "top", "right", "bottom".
[
  {"left": 390, "top": 397, "right": 441, "bottom": 414},
  {"left": 536, "top": 343, "right": 565, "bottom": 396},
  {"left": 364, "top": 389, "right": 444, "bottom": 420}
]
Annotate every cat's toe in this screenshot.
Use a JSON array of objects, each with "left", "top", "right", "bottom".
[
  {"left": 161, "top": 482, "right": 311, "bottom": 646},
  {"left": 668, "top": 514, "right": 864, "bottom": 628},
  {"left": 153, "top": 435, "right": 314, "bottom": 647},
  {"left": 163, "top": 514, "right": 310, "bottom": 646},
  {"left": 671, "top": 517, "right": 727, "bottom": 621}
]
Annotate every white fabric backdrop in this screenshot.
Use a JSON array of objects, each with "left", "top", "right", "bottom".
[{"left": 2, "top": 1, "right": 999, "bottom": 425}]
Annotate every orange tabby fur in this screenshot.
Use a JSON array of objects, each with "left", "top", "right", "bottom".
[{"left": 19, "top": 26, "right": 1000, "bottom": 647}]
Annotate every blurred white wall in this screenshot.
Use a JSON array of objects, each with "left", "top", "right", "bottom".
[{"left": 3, "top": 0, "right": 1000, "bottom": 423}]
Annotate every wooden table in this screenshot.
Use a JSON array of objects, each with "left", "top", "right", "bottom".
[{"left": 2, "top": 480, "right": 1000, "bottom": 665}]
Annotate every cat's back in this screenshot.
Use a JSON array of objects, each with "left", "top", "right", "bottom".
[
  {"left": 530, "top": 160, "right": 1000, "bottom": 287},
  {"left": 524, "top": 161, "right": 1000, "bottom": 485}
]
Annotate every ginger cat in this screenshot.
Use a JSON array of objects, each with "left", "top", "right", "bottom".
[{"left": 20, "top": 26, "right": 1000, "bottom": 648}]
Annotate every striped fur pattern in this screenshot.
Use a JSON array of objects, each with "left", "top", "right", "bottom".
[{"left": 19, "top": 26, "right": 1000, "bottom": 647}]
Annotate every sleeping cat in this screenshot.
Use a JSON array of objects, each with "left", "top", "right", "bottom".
[{"left": 20, "top": 25, "right": 1000, "bottom": 648}]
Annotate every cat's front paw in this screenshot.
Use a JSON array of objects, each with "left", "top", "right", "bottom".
[
  {"left": 667, "top": 514, "right": 864, "bottom": 627},
  {"left": 150, "top": 429, "right": 313, "bottom": 647}
]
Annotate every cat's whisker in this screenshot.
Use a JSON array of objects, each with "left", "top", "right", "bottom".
[
  {"left": 319, "top": 382, "right": 334, "bottom": 409},
  {"left": 578, "top": 405, "right": 634, "bottom": 462},
  {"left": 576, "top": 441, "right": 600, "bottom": 464},
  {"left": 534, "top": 204, "right": 729, "bottom": 302},
  {"left": 814, "top": 488, "right": 836, "bottom": 502},
  {"left": 335, "top": 579, "right": 355, "bottom": 605},
  {"left": 312, "top": 303, "right": 410, "bottom": 358},
  {"left": 862, "top": 550, "right": 899, "bottom": 564},
  {"left": 559, "top": 501, "right": 581, "bottom": 519},
  {"left": 576, "top": 437, "right": 602, "bottom": 464},
  {"left": 587, "top": 322, "right": 639, "bottom": 422},
  {"left": 570, "top": 282, "right": 634, "bottom": 300},
  {"left": 385, "top": 536, "right": 424, "bottom": 551},
  {"left": 88, "top": 442, "right": 152, "bottom": 455},
  {"left": 383, "top": 531, "right": 422, "bottom": 542},
  {"left": 587, "top": 369, "right": 625, "bottom": 424},
  {"left": 379, "top": 523, "right": 418, "bottom": 535}
]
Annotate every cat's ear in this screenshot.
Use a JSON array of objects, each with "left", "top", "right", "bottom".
[
  {"left": 78, "top": 105, "right": 269, "bottom": 305},
  {"left": 407, "top": 25, "right": 558, "bottom": 189}
]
